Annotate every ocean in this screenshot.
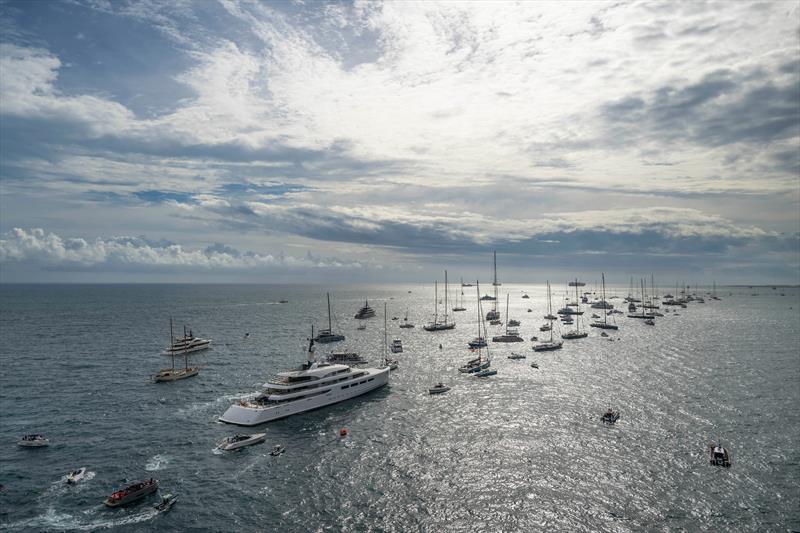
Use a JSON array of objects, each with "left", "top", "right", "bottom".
[{"left": 1, "top": 283, "right": 798, "bottom": 532}]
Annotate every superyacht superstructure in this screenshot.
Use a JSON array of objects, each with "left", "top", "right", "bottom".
[{"left": 219, "top": 330, "right": 389, "bottom": 426}]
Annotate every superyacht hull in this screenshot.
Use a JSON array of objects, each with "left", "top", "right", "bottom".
[{"left": 219, "top": 367, "right": 389, "bottom": 426}]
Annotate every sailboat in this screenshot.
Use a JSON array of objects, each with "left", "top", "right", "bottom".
[
  {"left": 628, "top": 279, "right": 656, "bottom": 319},
  {"left": 452, "top": 285, "right": 467, "bottom": 312},
  {"left": 382, "top": 303, "right": 399, "bottom": 370},
  {"left": 486, "top": 251, "right": 501, "bottom": 320},
  {"left": 399, "top": 309, "right": 415, "bottom": 328},
  {"left": 153, "top": 317, "right": 200, "bottom": 382},
  {"left": 590, "top": 273, "right": 619, "bottom": 330},
  {"left": 533, "top": 282, "right": 563, "bottom": 351},
  {"left": 424, "top": 271, "right": 456, "bottom": 331},
  {"left": 314, "top": 293, "right": 345, "bottom": 343},
  {"left": 460, "top": 281, "right": 493, "bottom": 373},
  {"left": 492, "top": 294, "right": 523, "bottom": 342},
  {"left": 562, "top": 279, "right": 588, "bottom": 339}
]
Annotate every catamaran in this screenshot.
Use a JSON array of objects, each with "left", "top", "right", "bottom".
[
  {"left": 219, "top": 327, "right": 389, "bottom": 426},
  {"left": 314, "top": 293, "right": 345, "bottom": 343}
]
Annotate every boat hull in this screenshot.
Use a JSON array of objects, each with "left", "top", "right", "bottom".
[
  {"left": 161, "top": 342, "right": 211, "bottom": 356},
  {"left": 219, "top": 367, "right": 390, "bottom": 426},
  {"left": 533, "top": 342, "right": 563, "bottom": 352},
  {"left": 218, "top": 433, "right": 266, "bottom": 450},
  {"left": 590, "top": 323, "right": 618, "bottom": 330},
  {"left": 104, "top": 482, "right": 158, "bottom": 507},
  {"left": 153, "top": 368, "right": 199, "bottom": 382}
]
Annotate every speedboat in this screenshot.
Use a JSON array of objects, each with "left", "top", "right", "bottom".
[
  {"left": 217, "top": 433, "right": 267, "bottom": 451},
  {"left": 104, "top": 479, "right": 158, "bottom": 507},
  {"left": 530, "top": 362, "right": 539, "bottom": 369},
  {"left": 269, "top": 444, "right": 285, "bottom": 456},
  {"left": 390, "top": 339, "right": 403, "bottom": 353},
  {"left": 708, "top": 443, "right": 731, "bottom": 467},
  {"left": 601, "top": 410, "right": 620, "bottom": 424},
  {"left": 354, "top": 301, "right": 376, "bottom": 319},
  {"left": 507, "top": 352, "right": 526, "bottom": 359},
  {"left": 429, "top": 382, "right": 451, "bottom": 394},
  {"left": 220, "top": 332, "right": 390, "bottom": 426},
  {"left": 18, "top": 434, "right": 48, "bottom": 447},
  {"left": 66, "top": 468, "right": 86, "bottom": 484},
  {"left": 154, "top": 493, "right": 177, "bottom": 512},
  {"left": 644, "top": 318, "right": 655, "bottom": 326},
  {"left": 475, "top": 369, "right": 497, "bottom": 377}
]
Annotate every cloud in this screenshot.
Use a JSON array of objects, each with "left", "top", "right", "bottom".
[{"left": 0, "top": 228, "right": 366, "bottom": 271}]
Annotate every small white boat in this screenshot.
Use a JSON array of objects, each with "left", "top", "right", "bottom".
[
  {"left": 154, "top": 493, "right": 177, "bottom": 512},
  {"left": 217, "top": 433, "right": 267, "bottom": 451},
  {"left": 66, "top": 467, "right": 86, "bottom": 484},
  {"left": 429, "top": 382, "right": 451, "bottom": 394},
  {"left": 18, "top": 434, "right": 49, "bottom": 447}
]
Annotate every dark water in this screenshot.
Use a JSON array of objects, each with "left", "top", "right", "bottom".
[{"left": 1, "top": 283, "right": 798, "bottom": 532}]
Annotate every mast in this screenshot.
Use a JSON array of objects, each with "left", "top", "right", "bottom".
[
  {"left": 641, "top": 278, "right": 647, "bottom": 317},
  {"left": 492, "top": 251, "right": 499, "bottom": 312},
  {"left": 326, "top": 292, "right": 333, "bottom": 332},
  {"left": 602, "top": 273, "right": 608, "bottom": 326},
  {"left": 434, "top": 280, "right": 438, "bottom": 325},
  {"left": 444, "top": 270, "right": 449, "bottom": 325},
  {"left": 476, "top": 281, "right": 481, "bottom": 340},
  {"left": 505, "top": 293, "right": 510, "bottom": 333},
  {"left": 169, "top": 317, "right": 175, "bottom": 371},
  {"left": 547, "top": 281, "right": 554, "bottom": 343},
  {"left": 575, "top": 278, "right": 581, "bottom": 333},
  {"left": 383, "top": 302, "right": 387, "bottom": 362}
]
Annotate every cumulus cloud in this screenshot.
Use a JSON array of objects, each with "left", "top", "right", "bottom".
[{"left": 0, "top": 228, "right": 366, "bottom": 271}]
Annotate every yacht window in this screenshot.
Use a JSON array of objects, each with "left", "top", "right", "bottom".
[
  {"left": 359, "top": 380, "right": 367, "bottom": 384},
  {"left": 368, "top": 378, "right": 374, "bottom": 382},
  {"left": 341, "top": 385, "right": 349, "bottom": 389}
]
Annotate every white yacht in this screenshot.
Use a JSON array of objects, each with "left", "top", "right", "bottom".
[
  {"left": 160, "top": 322, "right": 211, "bottom": 356},
  {"left": 390, "top": 339, "right": 403, "bottom": 353},
  {"left": 219, "top": 332, "right": 389, "bottom": 426}
]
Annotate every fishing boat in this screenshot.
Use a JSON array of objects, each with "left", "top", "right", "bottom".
[
  {"left": 314, "top": 293, "right": 345, "bottom": 343},
  {"left": 534, "top": 282, "right": 563, "bottom": 352},
  {"left": 18, "top": 434, "right": 49, "bottom": 447},
  {"left": 424, "top": 272, "right": 456, "bottom": 331},
  {"left": 160, "top": 323, "right": 211, "bottom": 356},
  {"left": 459, "top": 282, "right": 493, "bottom": 373},
  {"left": 492, "top": 294, "right": 523, "bottom": 342},
  {"left": 601, "top": 410, "right": 620, "bottom": 425},
  {"left": 590, "top": 274, "right": 619, "bottom": 330},
  {"left": 486, "top": 251, "right": 501, "bottom": 321},
  {"left": 104, "top": 478, "right": 158, "bottom": 507},
  {"left": 219, "top": 327, "right": 390, "bottom": 426},
  {"left": 429, "top": 382, "right": 451, "bottom": 394},
  {"left": 354, "top": 301, "right": 376, "bottom": 319},
  {"left": 154, "top": 493, "right": 177, "bottom": 512},
  {"left": 66, "top": 468, "right": 86, "bottom": 484},
  {"left": 708, "top": 442, "right": 731, "bottom": 467},
  {"left": 562, "top": 280, "right": 588, "bottom": 339},
  {"left": 153, "top": 318, "right": 199, "bottom": 382},
  {"left": 217, "top": 433, "right": 267, "bottom": 451}
]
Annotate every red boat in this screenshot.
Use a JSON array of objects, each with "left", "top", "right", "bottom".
[{"left": 104, "top": 478, "right": 158, "bottom": 507}]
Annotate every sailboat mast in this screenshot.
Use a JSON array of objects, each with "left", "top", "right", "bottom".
[
  {"left": 444, "top": 270, "right": 449, "bottom": 324},
  {"left": 476, "top": 281, "right": 481, "bottom": 339},
  {"left": 548, "top": 282, "right": 554, "bottom": 343},
  {"left": 575, "top": 279, "right": 581, "bottom": 333},
  {"left": 505, "top": 293, "right": 510, "bottom": 333},
  {"left": 383, "top": 302, "right": 387, "bottom": 360},
  {"left": 327, "top": 292, "right": 332, "bottom": 332},
  {"left": 602, "top": 273, "right": 608, "bottom": 325},
  {"left": 492, "top": 251, "right": 498, "bottom": 311},
  {"left": 434, "top": 280, "right": 438, "bottom": 324},
  {"left": 169, "top": 317, "right": 175, "bottom": 370}
]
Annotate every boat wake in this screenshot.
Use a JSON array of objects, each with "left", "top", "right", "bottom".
[
  {"left": 145, "top": 454, "right": 169, "bottom": 471},
  {"left": 3, "top": 505, "right": 158, "bottom": 532},
  {"left": 177, "top": 393, "right": 244, "bottom": 416}
]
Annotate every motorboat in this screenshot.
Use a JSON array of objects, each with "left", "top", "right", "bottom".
[
  {"left": 527, "top": 308, "right": 532, "bottom": 312},
  {"left": 708, "top": 443, "right": 731, "bottom": 467},
  {"left": 561, "top": 330, "right": 588, "bottom": 340},
  {"left": 429, "top": 382, "right": 451, "bottom": 394},
  {"left": 644, "top": 318, "right": 655, "bottom": 326},
  {"left": 468, "top": 337, "right": 487, "bottom": 349},
  {"left": 217, "top": 433, "right": 267, "bottom": 451},
  {"left": 507, "top": 352, "right": 526, "bottom": 359},
  {"left": 104, "top": 479, "right": 158, "bottom": 507},
  {"left": 544, "top": 314, "right": 557, "bottom": 321},
  {"left": 539, "top": 324, "right": 551, "bottom": 332},
  {"left": 475, "top": 368, "right": 497, "bottom": 377},
  {"left": 600, "top": 332, "right": 609, "bottom": 337},
  {"left": 154, "top": 493, "right": 177, "bottom": 513},
  {"left": 269, "top": 444, "right": 285, "bottom": 456},
  {"left": 278, "top": 300, "right": 289, "bottom": 304},
  {"left": 590, "top": 301, "right": 613, "bottom": 309},
  {"left": 220, "top": 330, "right": 390, "bottom": 426},
  {"left": 628, "top": 303, "right": 637, "bottom": 312},
  {"left": 522, "top": 294, "right": 530, "bottom": 299},
  {"left": 399, "top": 310, "right": 414, "bottom": 328},
  {"left": 601, "top": 410, "right": 620, "bottom": 425},
  {"left": 530, "top": 362, "right": 539, "bottom": 369},
  {"left": 354, "top": 301, "right": 376, "bottom": 319},
  {"left": 459, "top": 357, "right": 490, "bottom": 373},
  {"left": 390, "top": 339, "right": 403, "bottom": 353},
  {"left": 530, "top": 336, "right": 538, "bottom": 341},
  {"left": 591, "top": 313, "right": 601, "bottom": 319},
  {"left": 507, "top": 319, "right": 521, "bottom": 327},
  {"left": 153, "top": 366, "right": 199, "bottom": 382},
  {"left": 489, "top": 319, "right": 502, "bottom": 325},
  {"left": 557, "top": 307, "right": 583, "bottom": 315},
  {"left": 18, "top": 434, "right": 49, "bottom": 447},
  {"left": 479, "top": 295, "right": 496, "bottom": 301},
  {"left": 66, "top": 468, "right": 86, "bottom": 484},
  {"left": 160, "top": 322, "right": 211, "bottom": 356}
]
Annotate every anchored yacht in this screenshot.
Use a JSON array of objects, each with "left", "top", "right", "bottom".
[{"left": 219, "top": 331, "right": 389, "bottom": 426}]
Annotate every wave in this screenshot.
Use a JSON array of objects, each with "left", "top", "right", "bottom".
[{"left": 145, "top": 454, "right": 169, "bottom": 471}]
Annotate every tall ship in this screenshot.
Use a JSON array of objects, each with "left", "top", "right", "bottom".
[
  {"left": 219, "top": 328, "right": 389, "bottom": 426},
  {"left": 314, "top": 293, "right": 345, "bottom": 343}
]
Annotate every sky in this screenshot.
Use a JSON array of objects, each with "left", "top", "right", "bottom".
[{"left": 0, "top": 0, "right": 798, "bottom": 284}]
